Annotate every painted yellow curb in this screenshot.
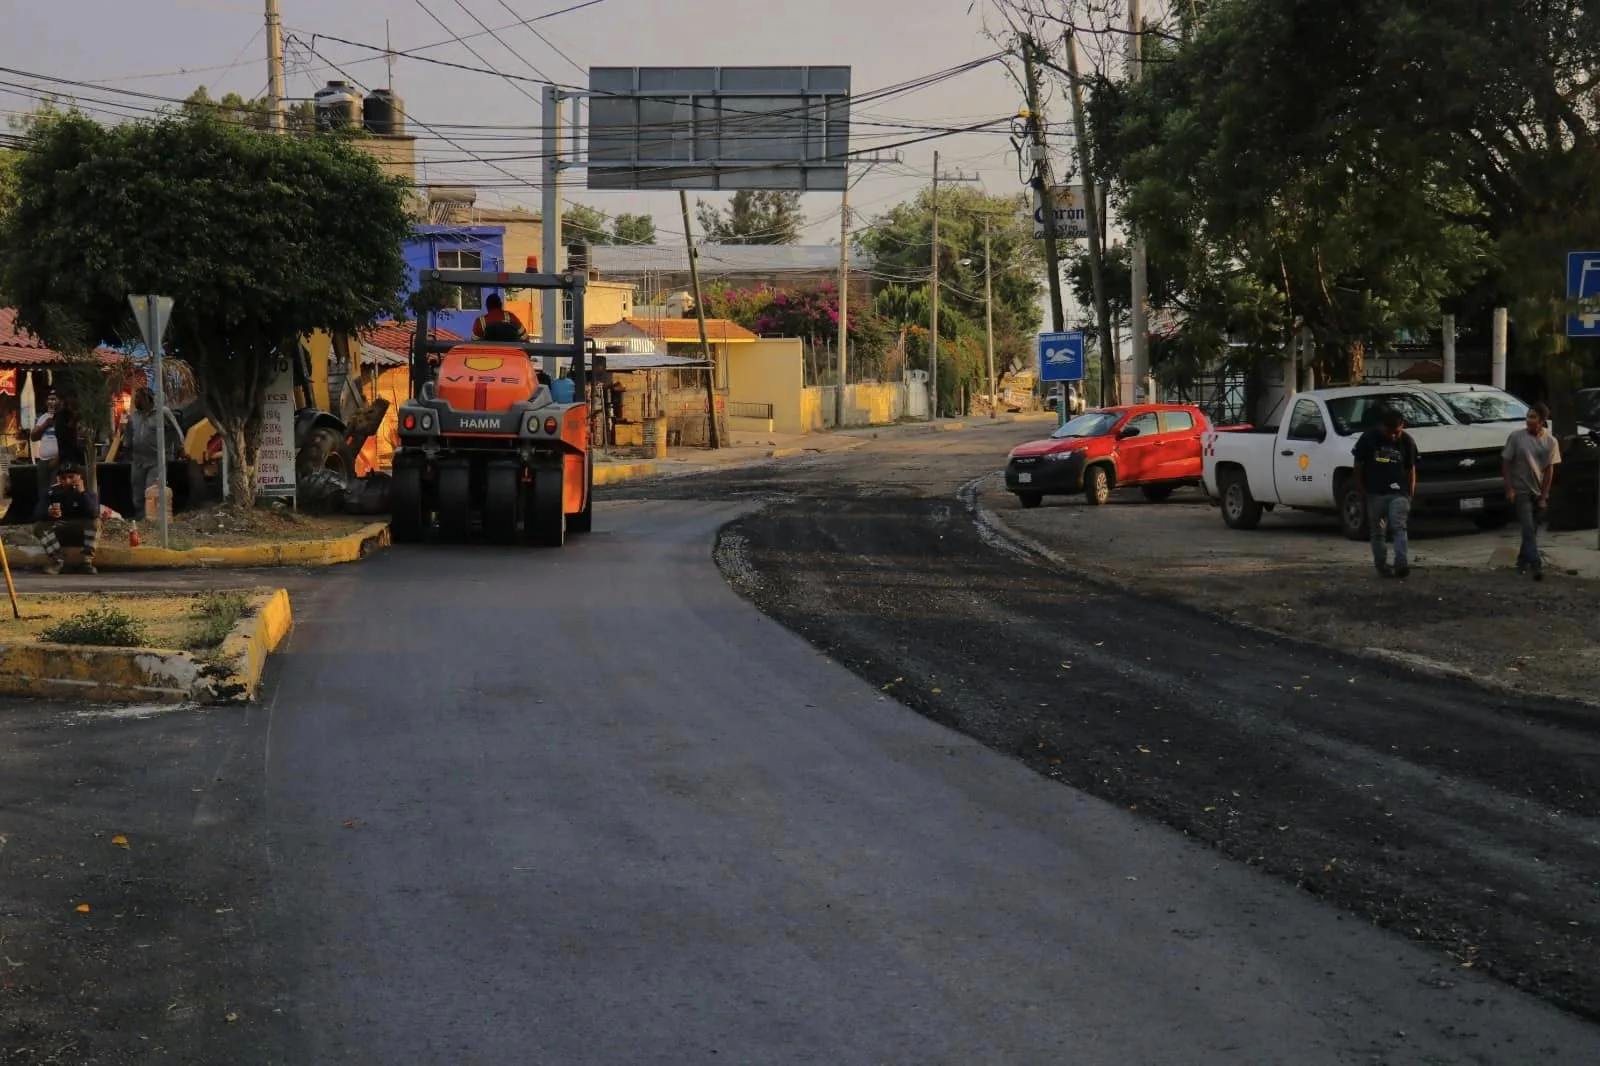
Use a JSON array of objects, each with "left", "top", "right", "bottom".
[
  {"left": 210, "top": 588, "right": 294, "bottom": 702},
  {"left": 592, "top": 462, "right": 659, "bottom": 485},
  {"left": 7, "top": 523, "right": 389, "bottom": 571},
  {"left": 0, "top": 588, "right": 293, "bottom": 704},
  {"left": 940, "top": 421, "right": 969, "bottom": 432},
  {"left": 0, "top": 643, "right": 202, "bottom": 703},
  {"left": 769, "top": 446, "right": 804, "bottom": 459}
]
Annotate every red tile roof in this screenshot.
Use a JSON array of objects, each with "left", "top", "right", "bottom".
[
  {"left": 364, "top": 320, "right": 464, "bottom": 359},
  {"left": 599, "top": 317, "right": 758, "bottom": 344},
  {"left": 0, "top": 308, "right": 121, "bottom": 366}
]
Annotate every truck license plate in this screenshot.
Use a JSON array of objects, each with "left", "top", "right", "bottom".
[
  {"left": 1018, "top": 473, "right": 1033, "bottom": 484},
  {"left": 1460, "top": 497, "right": 1484, "bottom": 511}
]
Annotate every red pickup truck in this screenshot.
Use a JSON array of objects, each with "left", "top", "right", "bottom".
[{"left": 1004, "top": 403, "right": 1241, "bottom": 508}]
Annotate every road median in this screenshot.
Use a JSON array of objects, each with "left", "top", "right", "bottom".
[
  {"left": 4, "top": 521, "right": 389, "bottom": 570},
  {"left": 0, "top": 587, "right": 293, "bottom": 703}
]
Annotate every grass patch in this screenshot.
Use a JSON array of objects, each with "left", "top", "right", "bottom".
[
  {"left": 183, "top": 590, "right": 252, "bottom": 651},
  {"left": 1, "top": 590, "right": 275, "bottom": 650},
  {"left": 39, "top": 604, "right": 149, "bottom": 647}
]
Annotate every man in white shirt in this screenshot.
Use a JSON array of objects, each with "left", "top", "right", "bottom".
[
  {"left": 29, "top": 390, "right": 59, "bottom": 466},
  {"left": 1501, "top": 401, "right": 1562, "bottom": 580}
]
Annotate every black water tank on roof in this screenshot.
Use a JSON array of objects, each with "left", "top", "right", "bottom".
[{"left": 364, "top": 88, "right": 404, "bottom": 135}]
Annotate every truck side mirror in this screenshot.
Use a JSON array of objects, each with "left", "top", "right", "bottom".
[{"left": 1118, "top": 426, "right": 1140, "bottom": 439}]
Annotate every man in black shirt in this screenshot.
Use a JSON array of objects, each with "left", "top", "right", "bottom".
[
  {"left": 32, "top": 463, "right": 101, "bottom": 575},
  {"left": 1352, "top": 407, "right": 1419, "bottom": 578}
]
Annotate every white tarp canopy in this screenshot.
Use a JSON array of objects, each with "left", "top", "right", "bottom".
[{"left": 596, "top": 352, "right": 712, "bottom": 371}]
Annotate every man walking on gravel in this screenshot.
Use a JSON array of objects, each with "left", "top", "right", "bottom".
[
  {"left": 1353, "top": 407, "right": 1418, "bottom": 578},
  {"left": 1502, "top": 401, "right": 1561, "bottom": 580}
]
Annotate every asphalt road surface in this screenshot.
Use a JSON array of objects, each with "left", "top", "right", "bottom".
[{"left": 4, "top": 423, "right": 1597, "bottom": 1063}]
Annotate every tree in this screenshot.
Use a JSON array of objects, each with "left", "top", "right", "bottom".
[
  {"left": 860, "top": 187, "right": 1043, "bottom": 397},
  {"left": 0, "top": 109, "right": 411, "bottom": 506},
  {"left": 694, "top": 190, "right": 805, "bottom": 244},
  {"left": 702, "top": 284, "right": 896, "bottom": 382},
  {"left": 610, "top": 212, "right": 656, "bottom": 245},
  {"left": 0, "top": 149, "right": 17, "bottom": 223},
  {"left": 562, "top": 202, "right": 611, "bottom": 245},
  {"left": 1040, "top": 0, "right": 1600, "bottom": 401},
  {"left": 562, "top": 203, "right": 655, "bottom": 245},
  {"left": 704, "top": 285, "right": 781, "bottom": 332},
  {"left": 1073, "top": 0, "right": 1491, "bottom": 388},
  {"left": 184, "top": 86, "right": 317, "bottom": 135}
]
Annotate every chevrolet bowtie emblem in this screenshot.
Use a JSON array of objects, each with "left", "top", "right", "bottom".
[{"left": 1458, "top": 458, "right": 1477, "bottom": 467}]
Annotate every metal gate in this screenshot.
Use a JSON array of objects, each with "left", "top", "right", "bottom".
[{"left": 1171, "top": 370, "right": 1249, "bottom": 426}]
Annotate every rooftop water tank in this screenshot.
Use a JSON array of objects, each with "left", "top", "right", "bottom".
[
  {"left": 363, "top": 88, "right": 404, "bottom": 135},
  {"left": 314, "top": 81, "right": 363, "bottom": 131}
]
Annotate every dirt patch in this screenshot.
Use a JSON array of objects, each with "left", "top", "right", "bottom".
[{"left": 985, "top": 484, "right": 1600, "bottom": 705}]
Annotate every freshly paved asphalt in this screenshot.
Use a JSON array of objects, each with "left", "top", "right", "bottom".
[{"left": 253, "top": 495, "right": 1599, "bottom": 1064}]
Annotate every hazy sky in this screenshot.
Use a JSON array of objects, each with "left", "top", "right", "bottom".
[{"left": 2, "top": 0, "right": 1074, "bottom": 248}]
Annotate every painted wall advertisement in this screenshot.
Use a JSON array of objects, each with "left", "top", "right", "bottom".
[{"left": 256, "top": 355, "right": 296, "bottom": 496}]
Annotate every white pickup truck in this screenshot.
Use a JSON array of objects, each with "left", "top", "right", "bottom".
[{"left": 1200, "top": 385, "right": 1514, "bottom": 539}]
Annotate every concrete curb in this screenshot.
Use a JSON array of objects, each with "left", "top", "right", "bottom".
[
  {"left": 961, "top": 473, "right": 1600, "bottom": 711},
  {"left": 0, "top": 588, "right": 294, "bottom": 704},
  {"left": 593, "top": 462, "right": 659, "bottom": 485},
  {"left": 210, "top": 588, "right": 294, "bottom": 702},
  {"left": 4, "top": 523, "right": 389, "bottom": 571}
]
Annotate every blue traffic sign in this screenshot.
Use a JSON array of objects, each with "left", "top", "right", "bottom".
[
  {"left": 1567, "top": 252, "right": 1600, "bottom": 338},
  {"left": 1038, "top": 331, "right": 1085, "bottom": 382}
]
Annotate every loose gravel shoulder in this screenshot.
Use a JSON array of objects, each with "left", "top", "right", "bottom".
[{"left": 984, "top": 482, "right": 1600, "bottom": 706}]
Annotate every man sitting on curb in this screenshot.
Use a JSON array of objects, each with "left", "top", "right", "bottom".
[{"left": 33, "top": 463, "right": 100, "bottom": 575}]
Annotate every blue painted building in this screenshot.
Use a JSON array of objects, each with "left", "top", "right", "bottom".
[{"left": 403, "top": 224, "right": 507, "bottom": 339}]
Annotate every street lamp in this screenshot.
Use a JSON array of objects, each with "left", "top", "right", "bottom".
[{"left": 959, "top": 218, "right": 998, "bottom": 419}]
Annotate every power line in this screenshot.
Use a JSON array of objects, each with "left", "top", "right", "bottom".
[
  {"left": 493, "top": 0, "right": 588, "bottom": 77},
  {"left": 0, "top": 49, "right": 1011, "bottom": 241},
  {"left": 412, "top": 0, "right": 547, "bottom": 102}
]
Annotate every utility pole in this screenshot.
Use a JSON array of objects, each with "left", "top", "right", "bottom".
[
  {"left": 1062, "top": 30, "right": 1118, "bottom": 405},
  {"left": 541, "top": 84, "right": 564, "bottom": 370},
  {"left": 265, "top": 0, "right": 286, "bottom": 133},
  {"left": 836, "top": 181, "right": 851, "bottom": 429},
  {"left": 1442, "top": 313, "right": 1457, "bottom": 383},
  {"left": 984, "top": 218, "right": 997, "bottom": 418},
  {"left": 679, "top": 190, "right": 720, "bottom": 448},
  {"left": 930, "top": 150, "right": 979, "bottom": 419},
  {"left": 1021, "top": 37, "right": 1066, "bottom": 335},
  {"left": 1127, "top": 0, "right": 1150, "bottom": 402},
  {"left": 1492, "top": 307, "right": 1508, "bottom": 389}
]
